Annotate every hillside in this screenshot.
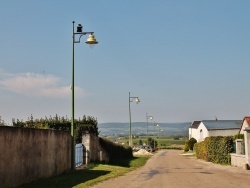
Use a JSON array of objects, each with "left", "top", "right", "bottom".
[{"left": 98, "top": 122, "right": 190, "bottom": 137}]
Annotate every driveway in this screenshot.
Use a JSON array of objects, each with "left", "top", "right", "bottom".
[{"left": 91, "top": 150, "right": 250, "bottom": 188}]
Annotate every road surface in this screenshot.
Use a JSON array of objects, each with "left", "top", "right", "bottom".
[{"left": 91, "top": 150, "right": 250, "bottom": 188}]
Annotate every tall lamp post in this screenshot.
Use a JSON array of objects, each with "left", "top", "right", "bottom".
[
  {"left": 154, "top": 123, "right": 159, "bottom": 149},
  {"left": 146, "top": 113, "right": 153, "bottom": 145},
  {"left": 129, "top": 92, "right": 140, "bottom": 147},
  {"left": 71, "top": 21, "right": 98, "bottom": 170},
  {"left": 157, "top": 125, "right": 163, "bottom": 148}
]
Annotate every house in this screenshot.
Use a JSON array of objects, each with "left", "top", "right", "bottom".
[
  {"left": 189, "top": 120, "right": 242, "bottom": 142},
  {"left": 231, "top": 117, "right": 250, "bottom": 169},
  {"left": 189, "top": 121, "right": 201, "bottom": 140}
]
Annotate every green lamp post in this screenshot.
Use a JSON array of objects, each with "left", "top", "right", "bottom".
[{"left": 71, "top": 21, "right": 98, "bottom": 170}]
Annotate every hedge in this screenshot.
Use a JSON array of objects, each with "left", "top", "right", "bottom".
[
  {"left": 194, "top": 136, "right": 234, "bottom": 165},
  {"left": 99, "top": 137, "right": 133, "bottom": 161}
]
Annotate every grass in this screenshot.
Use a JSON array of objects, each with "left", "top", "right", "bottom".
[{"left": 19, "top": 156, "right": 150, "bottom": 188}]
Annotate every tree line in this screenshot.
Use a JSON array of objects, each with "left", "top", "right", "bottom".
[{"left": 11, "top": 114, "right": 99, "bottom": 143}]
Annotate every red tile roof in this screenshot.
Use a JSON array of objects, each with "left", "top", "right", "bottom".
[{"left": 244, "top": 117, "right": 250, "bottom": 127}]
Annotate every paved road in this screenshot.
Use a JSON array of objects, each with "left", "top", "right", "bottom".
[{"left": 91, "top": 150, "right": 250, "bottom": 188}]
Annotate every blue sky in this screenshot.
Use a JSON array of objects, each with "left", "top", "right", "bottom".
[{"left": 0, "top": 1, "right": 250, "bottom": 124}]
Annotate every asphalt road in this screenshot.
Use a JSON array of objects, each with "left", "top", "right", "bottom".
[{"left": 91, "top": 150, "right": 250, "bottom": 188}]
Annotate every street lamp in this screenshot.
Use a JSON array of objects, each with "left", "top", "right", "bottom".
[
  {"left": 129, "top": 92, "right": 140, "bottom": 147},
  {"left": 154, "top": 124, "right": 162, "bottom": 148},
  {"left": 154, "top": 123, "right": 159, "bottom": 149},
  {"left": 146, "top": 113, "right": 153, "bottom": 145},
  {"left": 71, "top": 21, "right": 98, "bottom": 170}
]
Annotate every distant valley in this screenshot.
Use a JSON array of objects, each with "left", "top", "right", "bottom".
[{"left": 98, "top": 122, "right": 190, "bottom": 137}]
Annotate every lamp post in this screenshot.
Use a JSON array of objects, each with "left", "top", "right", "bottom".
[
  {"left": 129, "top": 92, "right": 140, "bottom": 147},
  {"left": 146, "top": 113, "right": 153, "bottom": 145},
  {"left": 71, "top": 21, "right": 98, "bottom": 170},
  {"left": 155, "top": 124, "right": 163, "bottom": 148},
  {"left": 154, "top": 123, "right": 159, "bottom": 149}
]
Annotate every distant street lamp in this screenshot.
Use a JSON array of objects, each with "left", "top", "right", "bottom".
[
  {"left": 154, "top": 123, "right": 159, "bottom": 149},
  {"left": 155, "top": 124, "right": 163, "bottom": 148},
  {"left": 71, "top": 21, "right": 98, "bottom": 170},
  {"left": 129, "top": 92, "right": 140, "bottom": 147},
  {"left": 146, "top": 113, "right": 153, "bottom": 145}
]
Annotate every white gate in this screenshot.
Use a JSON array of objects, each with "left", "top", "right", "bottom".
[{"left": 75, "top": 143, "right": 83, "bottom": 167}]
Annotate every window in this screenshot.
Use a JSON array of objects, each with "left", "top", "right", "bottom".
[{"left": 200, "top": 129, "right": 203, "bottom": 139}]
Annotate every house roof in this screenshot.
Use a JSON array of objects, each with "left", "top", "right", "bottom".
[
  {"left": 239, "top": 117, "right": 250, "bottom": 132},
  {"left": 243, "top": 117, "right": 250, "bottom": 127},
  {"left": 189, "top": 121, "right": 201, "bottom": 129},
  {"left": 202, "top": 120, "right": 242, "bottom": 130}
]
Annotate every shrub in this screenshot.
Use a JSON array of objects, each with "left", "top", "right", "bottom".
[
  {"left": 234, "top": 134, "right": 244, "bottom": 140},
  {"left": 189, "top": 138, "right": 197, "bottom": 150},
  {"left": 194, "top": 136, "right": 234, "bottom": 165},
  {"left": 12, "top": 114, "right": 99, "bottom": 144},
  {"left": 184, "top": 140, "right": 189, "bottom": 152},
  {"left": 184, "top": 138, "right": 197, "bottom": 152},
  {"left": 99, "top": 137, "right": 133, "bottom": 161},
  {"left": 194, "top": 140, "right": 207, "bottom": 160}
]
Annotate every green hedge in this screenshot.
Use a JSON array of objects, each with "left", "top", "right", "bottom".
[
  {"left": 194, "top": 136, "right": 234, "bottom": 165},
  {"left": 184, "top": 138, "right": 197, "bottom": 152},
  {"left": 234, "top": 134, "right": 244, "bottom": 140},
  {"left": 99, "top": 137, "right": 133, "bottom": 161},
  {"left": 12, "top": 114, "right": 99, "bottom": 144}
]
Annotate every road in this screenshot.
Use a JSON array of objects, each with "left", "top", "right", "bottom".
[{"left": 91, "top": 150, "right": 250, "bottom": 188}]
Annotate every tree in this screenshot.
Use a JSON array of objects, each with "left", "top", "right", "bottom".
[
  {"left": 0, "top": 116, "right": 5, "bottom": 126},
  {"left": 148, "top": 137, "right": 157, "bottom": 148},
  {"left": 12, "top": 114, "right": 99, "bottom": 142},
  {"left": 189, "top": 137, "right": 197, "bottom": 150},
  {"left": 184, "top": 137, "right": 197, "bottom": 152}
]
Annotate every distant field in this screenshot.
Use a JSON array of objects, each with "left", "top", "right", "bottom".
[{"left": 104, "top": 136, "right": 186, "bottom": 149}]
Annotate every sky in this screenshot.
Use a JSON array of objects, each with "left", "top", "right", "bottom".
[{"left": 0, "top": 1, "right": 250, "bottom": 125}]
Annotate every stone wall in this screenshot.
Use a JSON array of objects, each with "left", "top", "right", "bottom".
[
  {"left": 82, "top": 133, "right": 109, "bottom": 164},
  {"left": 0, "top": 126, "right": 71, "bottom": 188},
  {"left": 231, "top": 130, "right": 250, "bottom": 170},
  {"left": 231, "top": 154, "right": 246, "bottom": 168}
]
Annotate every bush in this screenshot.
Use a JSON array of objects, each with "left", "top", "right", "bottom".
[
  {"left": 184, "top": 141, "right": 189, "bottom": 152},
  {"left": 184, "top": 138, "right": 197, "bottom": 152},
  {"left": 12, "top": 114, "right": 99, "bottom": 144},
  {"left": 99, "top": 137, "right": 133, "bottom": 161},
  {"left": 234, "top": 134, "right": 244, "bottom": 140},
  {"left": 194, "top": 136, "right": 234, "bottom": 165},
  {"left": 189, "top": 138, "right": 197, "bottom": 150}
]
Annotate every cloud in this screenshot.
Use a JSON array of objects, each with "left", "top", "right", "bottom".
[{"left": 0, "top": 69, "right": 85, "bottom": 98}]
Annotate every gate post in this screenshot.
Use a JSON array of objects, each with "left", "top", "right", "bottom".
[
  {"left": 82, "top": 132, "right": 91, "bottom": 164},
  {"left": 244, "top": 127, "right": 250, "bottom": 169}
]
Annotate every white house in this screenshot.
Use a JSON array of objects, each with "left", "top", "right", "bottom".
[
  {"left": 189, "top": 121, "right": 201, "bottom": 140},
  {"left": 189, "top": 120, "right": 242, "bottom": 142},
  {"left": 231, "top": 117, "right": 250, "bottom": 169}
]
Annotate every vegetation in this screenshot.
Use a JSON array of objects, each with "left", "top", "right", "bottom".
[
  {"left": 147, "top": 137, "right": 158, "bottom": 148},
  {"left": 116, "top": 137, "right": 185, "bottom": 149},
  {"left": 0, "top": 116, "right": 5, "bottom": 126},
  {"left": 99, "top": 137, "right": 133, "bottom": 161},
  {"left": 12, "top": 114, "right": 99, "bottom": 143},
  {"left": 19, "top": 156, "right": 150, "bottom": 188},
  {"left": 234, "top": 134, "right": 244, "bottom": 140},
  {"left": 194, "top": 136, "right": 234, "bottom": 165},
  {"left": 184, "top": 138, "right": 197, "bottom": 152}
]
